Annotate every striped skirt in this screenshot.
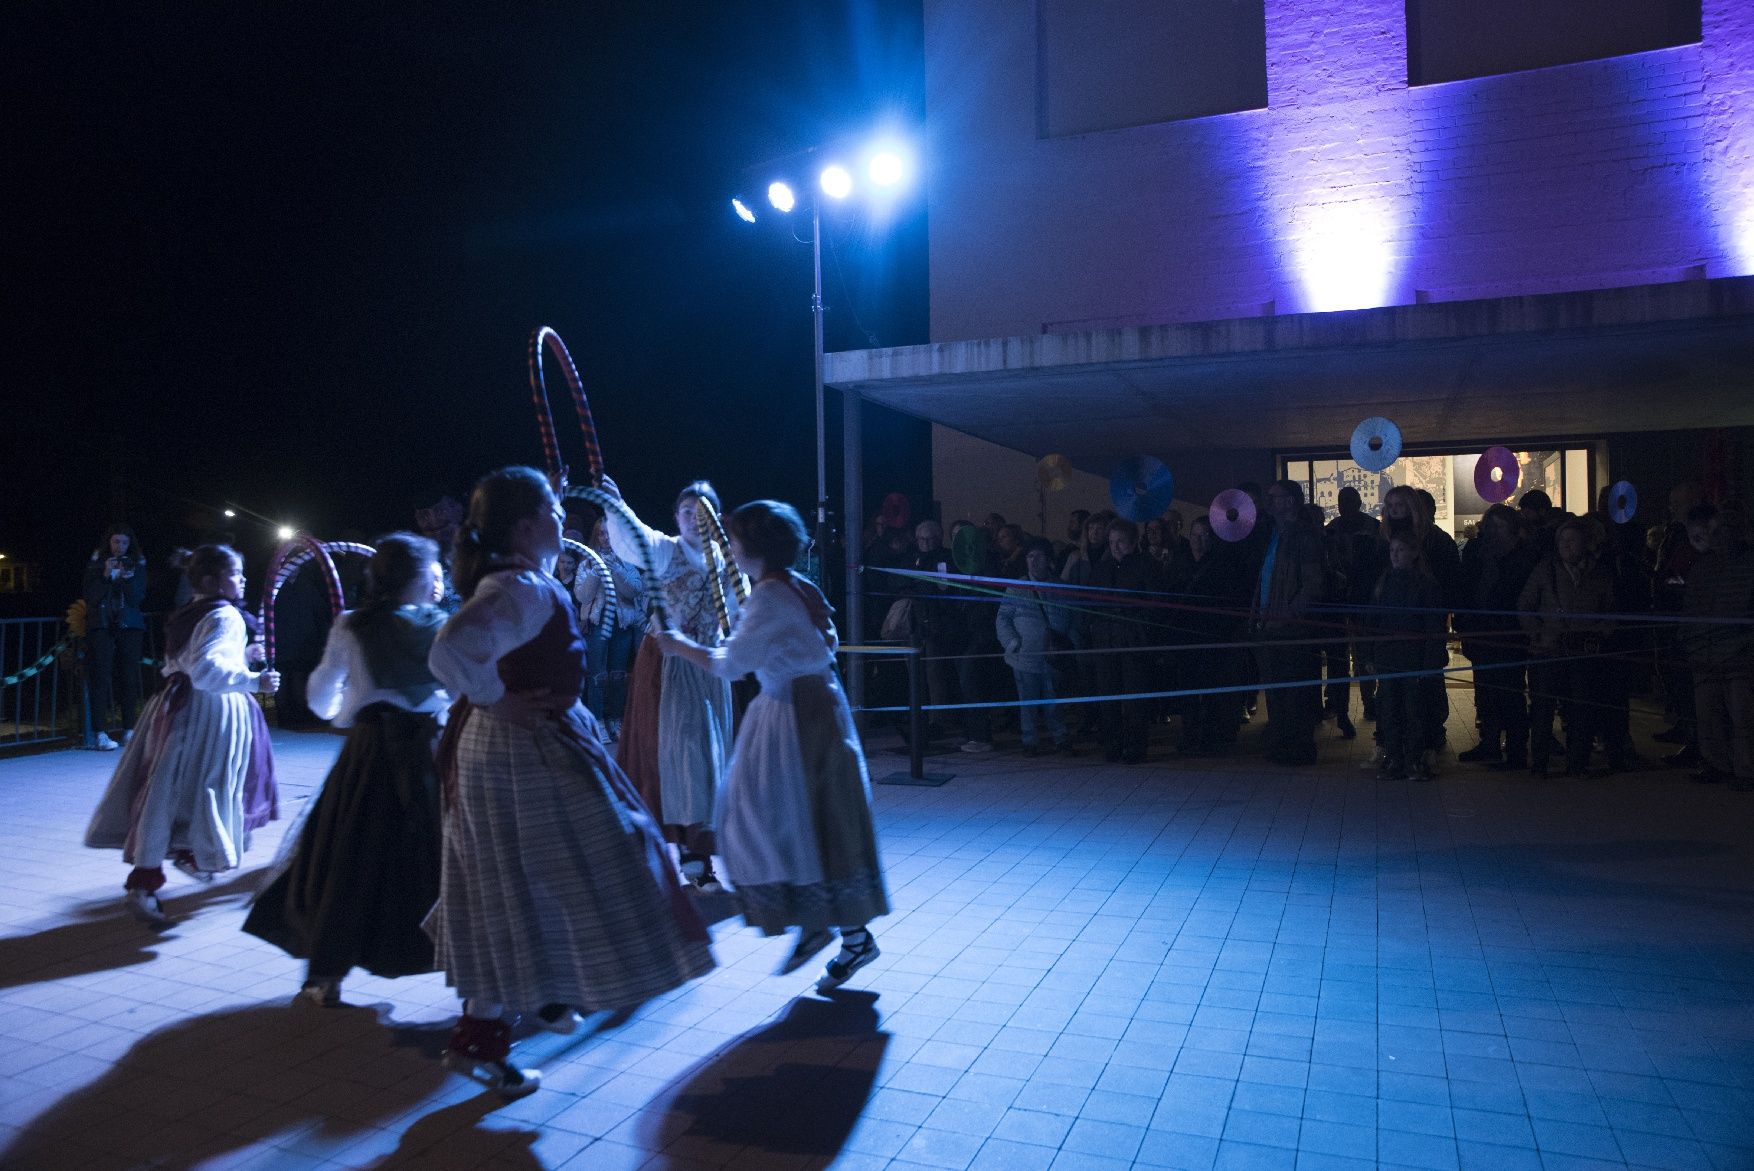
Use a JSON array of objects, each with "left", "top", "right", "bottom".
[{"left": 424, "top": 705, "right": 714, "bottom": 1012}]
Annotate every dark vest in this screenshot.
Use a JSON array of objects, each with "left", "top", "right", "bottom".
[{"left": 493, "top": 571, "right": 587, "bottom": 698}]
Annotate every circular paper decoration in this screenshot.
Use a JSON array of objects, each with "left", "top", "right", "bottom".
[
  {"left": 1037, "top": 453, "right": 1073, "bottom": 492},
  {"left": 1609, "top": 480, "right": 1638, "bottom": 524},
  {"left": 1473, "top": 446, "right": 1520, "bottom": 504},
  {"left": 1209, "top": 488, "right": 1258, "bottom": 543},
  {"left": 1350, "top": 416, "right": 1403, "bottom": 473},
  {"left": 952, "top": 524, "right": 990, "bottom": 574},
  {"left": 1109, "top": 456, "right": 1177, "bottom": 522}
]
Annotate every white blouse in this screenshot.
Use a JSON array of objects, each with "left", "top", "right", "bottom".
[
  {"left": 306, "top": 615, "right": 450, "bottom": 729},
  {"left": 166, "top": 605, "right": 262, "bottom": 695},
  {"left": 706, "top": 578, "right": 836, "bottom": 694},
  {"left": 428, "top": 568, "right": 560, "bottom": 706}
]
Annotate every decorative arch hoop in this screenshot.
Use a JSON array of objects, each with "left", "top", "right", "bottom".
[
  {"left": 565, "top": 486, "right": 669, "bottom": 629},
  {"left": 693, "top": 496, "right": 748, "bottom": 639},
  {"left": 529, "top": 326, "right": 604, "bottom": 488},
  {"left": 261, "top": 540, "right": 374, "bottom": 669},
  {"left": 561, "top": 537, "right": 618, "bottom": 638}
]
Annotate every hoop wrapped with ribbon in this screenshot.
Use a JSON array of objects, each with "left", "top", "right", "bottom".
[
  {"left": 565, "top": 486, "right": 669, "bottom": 629},
  {"left": 561, "top": 537, "right": 618, "bottom": 639},
  {"left": 693, "top": 496, "right": 749, "bottom": 639},
  {"left": 529, "top": 326, "right": 604, "bottom": 492}
]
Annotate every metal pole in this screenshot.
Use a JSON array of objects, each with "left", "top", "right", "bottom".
[
  {"left": 907, "top": 648, "right": 925, "bottom": 780},
  {"left": 843, "top": 387, "right": 864, "bottom": 708},
  {"left": 811, "top": 202, "right": 828, "bottom": 555}
]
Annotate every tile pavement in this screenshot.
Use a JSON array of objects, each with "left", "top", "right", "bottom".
[{"left": 0, "top": 702, "right": 1750, "bottom": 1169}]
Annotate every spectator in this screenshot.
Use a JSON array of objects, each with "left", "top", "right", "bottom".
[
  {"left": 1176, "top": 514, "right": 1249, "bottom": 755},
  {"left": 1372, "top": 531, "right": 1448, "bottom": 781},
  {"left": 1251, "top": 480, "right": 1327, "bottom": 766},
  {"left": 1680, "top": 505, "right": 1754, "bottom": 789},
  {"left": 1306, "top": 501, "right": 1354, "bottom": 740},
  {"left": 1061, "top": 509, "right": 1116, "bottom": 743},
  {"left": 996, "top": 538, "right": 1072, "bottom": 755},
  {"left": 1089, "top": 518, "right": 1162, "bottom": 761},
  {"left": 1519, "top": 517, "right": 1629, "bottom": 776},
  {"left": 902, "top": 520, "right": 959, "bottom": 738},
  {"left": 81, "top": 525, "right": 149, "bottom": 750},
  {"left": 1055, "top": 509, "right": 1091, "bottom": 576},
  {"left": 1455, "top": 503, "right": 1539, "bottom": 768},
  {"left": 1325, "top": 486, "right": 1381, "bottom": 726}
]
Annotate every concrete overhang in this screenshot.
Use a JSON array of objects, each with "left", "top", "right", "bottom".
[{"left": 826, "top": 276, "right": 1754, "bottom": 470}]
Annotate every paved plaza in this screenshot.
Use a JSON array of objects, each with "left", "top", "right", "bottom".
[{"left": 0, "top": 712, "right": 1751, "bottom": 1170}]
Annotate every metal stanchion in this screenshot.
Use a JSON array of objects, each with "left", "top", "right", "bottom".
[{"left": 842, "top": 643, "right": 954, "bottom": 786}]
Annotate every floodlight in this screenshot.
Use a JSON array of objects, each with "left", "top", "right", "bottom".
[
  {"left": 767, "top": 182, "right": 796, "bottom": 213},
  {"left": 731, "top": 197, "right": 756, "bottom": 223},
  {"left": 868, "top": 151, "right": 905, "bottom": 187},
  {"left": 276, "top": 525, "right": 296, "bottom": 541},
  {"left": 819, "top": 165, "right": 852, "bottom": 200}
]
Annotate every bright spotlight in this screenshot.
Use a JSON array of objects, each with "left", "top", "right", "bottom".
[
  {"left": 223, "top": 508, "right": 237, "bottom": 518},
  {"left": 276, "top": 525, "right": 296, "bottom": 541},
  {"left": 730, "top": 197, "right": 756, "bottom": 224},
  {"left": 868, "top": 151, "right": 905, "bottom": 187},
  {"left": 767, "top": 182, "right": 796, "bottom": 213},
  {"left": 819, "top": 165, "right": 852, "bottom": 200}
]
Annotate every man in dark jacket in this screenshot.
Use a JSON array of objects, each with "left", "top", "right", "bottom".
[
  {"left": 1252, "top": 481, "right": 1328, "bottom": 766},
  {"left": 1455, "top": 504, "right": 1540, "bottom": 768},
  {"left": 1089, "top": 518, "right": 1163, "bottom": 762}
]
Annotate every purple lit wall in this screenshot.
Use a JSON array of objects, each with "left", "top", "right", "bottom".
[{"left": 921, "top": 0, "right": 1754, "bottom": 339}]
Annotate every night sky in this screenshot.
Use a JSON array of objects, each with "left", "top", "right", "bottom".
[{"left": 6, "top": 3, "right": 928, "bottom": 607}]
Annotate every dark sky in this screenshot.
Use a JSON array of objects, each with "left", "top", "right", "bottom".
[{"left": 6, "top": 3, "right": 927, "bottom": 604}]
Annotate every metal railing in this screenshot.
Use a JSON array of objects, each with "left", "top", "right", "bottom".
[{"left": 0, "top": 617, "right": 74, "bottom": 751}]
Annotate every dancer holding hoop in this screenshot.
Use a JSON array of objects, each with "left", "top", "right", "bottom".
[
  {"left": 599, "top": 475, "right": 739, "bottom": 892},
  {"left": 425, "top": 467, "right": 712, "bottom": 1098},
  {"left": 653, "top": 500, "right": 888, "bottom": 990},
  {"left": 86, "top": 545, "right": 280, "bottom": 927},
  {"left": 243, "top": 534, "right": 449, "bottom": 1006}
]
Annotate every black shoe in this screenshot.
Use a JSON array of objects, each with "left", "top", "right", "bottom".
[
  {"left": 1663, "top": 745, "right": 1701, "bottom": 768},
  {"left": 1651, "top": 725, "right": 1687, "bottom": 744},
  {"left": 1335, "top": 713, "right": 1356, "bottom": 740},
  {"left": 1103, "top": 746, "right": 1123, "bottom": 762},
  {"left": 1529, "top": 760, "right": 1549, "bottom": 778},
  {"left": 1456, "top": 744, "right": 1502, "bottom": 764},
  {"left": 1690, "top": 768, "right": 1727, "bottom": 784}
]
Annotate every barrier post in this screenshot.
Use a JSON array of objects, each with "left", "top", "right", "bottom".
[{"left": 874, "top": 645, "right": 953, "bottom": 787}]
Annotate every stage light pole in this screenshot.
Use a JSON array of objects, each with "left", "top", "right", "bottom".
[{"left": 731, "top": 139, "right": 912, "bottom": 690}]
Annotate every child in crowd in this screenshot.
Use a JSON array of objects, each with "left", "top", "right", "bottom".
[
  {"left": 86, "top": 544, "right": 280, "bottom": 926},
  {"left": 1371, "top": 531, "right": 1447, "bottom": 781},
  {"left": 654, "top": 500, "right": 888, "bottom": 992},
  {"left": 996, "top": 537, "right": 1072, "bottom": 755},
  {"left": 243, "top": 534, "right": 449, "bottom": 1007},
  {"left": 425, "top": 467, "right": 713, "bottom": 1099}
]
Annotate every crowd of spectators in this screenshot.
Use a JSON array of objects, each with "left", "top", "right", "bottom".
[{"left": 865, "top": 478, "right": 1754, "bottom": 787}]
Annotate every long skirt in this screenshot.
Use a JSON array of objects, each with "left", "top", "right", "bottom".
[
  {"left": 720, "top": 673, "right": 888, "bottom": 935},
  {"left": 243, "top": 704, "right": 441, "bottom": 979},
  {"left": 85, "top": 680, "right": 277, "bottom": 873},
  {"left": 426, "top": 704, "right": 714, "bottom": 1012},
  {"left": 618, "top": 639, "right": 732, "bottom": 830}
]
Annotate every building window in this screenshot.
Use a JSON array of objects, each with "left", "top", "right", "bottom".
[
  {"left": 1407, "top": 0, "right": 1701, "bottom": 86},
  {"left": 1038, "top": 0, "right": 1267, "bottom": 138}
]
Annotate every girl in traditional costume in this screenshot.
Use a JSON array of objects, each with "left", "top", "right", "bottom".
[
  {"left": 86, "top": 544, "right": 280, "bottom": 927},
  {"left": 654, "top": 500, "right": 888, "bottom": 991},
  {"left": 243, "top": 534, "right": 448, "bottom": 1006},
  {"left": 601, "top": 477, "right": 737, "bottom": 891},
  {"left": 426, "top": 467, "right": 713, "bottom": 1098}
]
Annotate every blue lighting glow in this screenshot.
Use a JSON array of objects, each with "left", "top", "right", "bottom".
[{"left": 868, "top": 150, "right": 906, "bottom": 188}]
